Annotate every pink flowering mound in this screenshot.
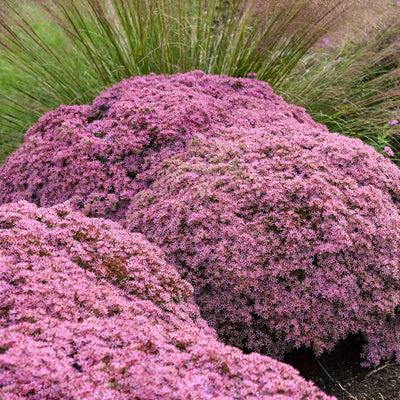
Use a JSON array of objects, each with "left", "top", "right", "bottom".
[
  {"left": 0, "top": 201, "right": 333, "bottom": 400},
  {"left": 0, "top": 72, "right": 400, "bottom": 366},
  {"left": 0, "top": 71, "right": 319, "bottom": 219},
  {"left": 126, "top": 127, "right": 400, "bottom": 366}
]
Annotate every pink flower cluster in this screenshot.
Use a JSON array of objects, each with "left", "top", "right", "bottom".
[
  {"left": 384, "top": 146, "right": 394, "bottom": 157},
  {"left": 0, "top": 71, "right": 320, "bottom": 220},
  {"left": 126, "top": 125, "right": 400, "bottom": 366},
  {"left": 0, "top": 201, "right": 333, "bottom": 400},
  {"left": 1, "top": 71, "right": 400, "bottom": 368}
]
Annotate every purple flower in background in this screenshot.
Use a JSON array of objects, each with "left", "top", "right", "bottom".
[
  {"left": 246, "top": 72, "right": 257, "bottom": 78},
  {"left": 388, "top": 119, "right": 399, "bottom": 126},
  {"left": 321, "top": 37, "right": 332, "bottom": 47},
  {"left": 384, "top": 146, "right": 395, "bottom": 157}
]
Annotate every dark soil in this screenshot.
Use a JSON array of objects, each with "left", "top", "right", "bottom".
[{"left": 284, "top": 335, "right": 400, "bottom": 400}]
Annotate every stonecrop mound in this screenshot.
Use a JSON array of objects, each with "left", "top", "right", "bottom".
[
  {"left": 0, "top": 70, "right": 318, "bottom": 219},
  {"left": 0, "top": 201, "right": 333, "bottom": 400},
  {"left": 1, "top": 71, "right": 400, "bottom": 366}
]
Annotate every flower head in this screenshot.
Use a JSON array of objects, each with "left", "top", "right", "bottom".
[{"left": 384, "top": 146, "right": 394, "bottom": 157}]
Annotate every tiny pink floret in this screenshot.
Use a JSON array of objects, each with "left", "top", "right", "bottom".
[{"left": 384, "top": 146, "right": 395, "bottom": 157}]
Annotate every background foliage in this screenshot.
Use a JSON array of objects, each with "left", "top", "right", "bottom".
[{"left": 0, "top": 0, "right": 399, "bottom": 163}]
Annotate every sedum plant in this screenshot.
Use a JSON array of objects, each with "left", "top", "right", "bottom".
[
  {"left": 0, "top": 200, "right": 333, "bottom": 399},
  {"left": 1, "top": 72, "right": 400, "bottom": 366}
]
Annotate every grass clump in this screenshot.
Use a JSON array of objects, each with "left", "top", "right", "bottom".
[
  {"left": 0, "top": 0, "right": 399, "bottom": 164},
  {"left": 280, "top": 14, "right": 400, "bottom": 162},
  {"left": 0, "top": 0, "right": 347, "bottom": 162}
]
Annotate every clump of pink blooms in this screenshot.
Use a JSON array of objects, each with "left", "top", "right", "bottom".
[
  {"left": 384, "top": 146, "right": 395, "bottom": 157},
  {"left": 0, "top": 71, "right": 320, "bottom": 219},
  {"left": 126, "top": 125, "right": 400, "bottom": 366},
  {"left": 1, "top": 72, "right": 400, "bottom": 367},
  {"left": 0, "top": 201, "right": 333, "bottom": 400}
]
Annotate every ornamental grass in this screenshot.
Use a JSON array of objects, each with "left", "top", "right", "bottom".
[{"left": 0, "top": 0, "right": 352, "bottom": 162}]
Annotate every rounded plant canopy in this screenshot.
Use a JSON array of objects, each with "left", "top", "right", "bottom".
[
  {"left": 0, "top": 201, "right": 332, "bottom": 400},
  {"left": 1, "top": 71, "right": 400, "bottom": 365}
]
